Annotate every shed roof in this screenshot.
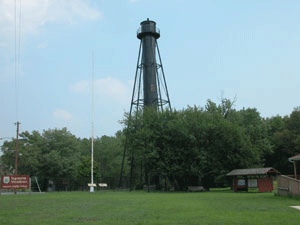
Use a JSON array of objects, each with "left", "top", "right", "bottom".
[
  {"left": 289, "top": 154, "right": 300, "bottom": 162},
  {"left": 226, "top": 167, "right": 280, "bottom": 176}
]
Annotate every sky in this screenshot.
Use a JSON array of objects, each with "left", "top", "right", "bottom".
[{"left": 1, "top": 0, "right": 300, "bottom": 145}]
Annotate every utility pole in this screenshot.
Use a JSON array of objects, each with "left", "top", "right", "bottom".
[{"left": 14, "top": 121, "right": 20, "bottom": 175}]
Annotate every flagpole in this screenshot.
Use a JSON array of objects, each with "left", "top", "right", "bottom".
[{"left": 90, "top": 51, "right": 95, "bottom": 193}]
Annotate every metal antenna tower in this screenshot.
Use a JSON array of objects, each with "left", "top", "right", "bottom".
[{"left": 119, "top": 19, "right": 171, "bottom": 189}]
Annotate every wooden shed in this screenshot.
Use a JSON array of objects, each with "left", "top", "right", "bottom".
[
  {"left": 288, "top": 154, "right": 300, "bottom": 179},
  {"left": 227, "top": 168, "right": 280, "bottom": 193}
]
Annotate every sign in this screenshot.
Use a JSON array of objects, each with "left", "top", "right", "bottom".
[
  {"left": 237, "top": 179, "right": 245, "bottom": 186},
  {"left": 248, "top": 179, "right": 258, "bottom": 188},
  {"left": 1, "top": 175, "right": 30, "bottom": 189},
  {"left": 88, "top": 183, "right": 96, "bottom": 187}
]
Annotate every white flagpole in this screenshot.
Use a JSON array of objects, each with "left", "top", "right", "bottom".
[{"left": 90, "top": 51, "right": 95, "bottom": 193}]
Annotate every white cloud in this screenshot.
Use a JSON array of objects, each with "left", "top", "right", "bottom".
[
  {"left": 38, "top": 40, "right": 48, "bottom": 48},
  {"left": 71, "top": 77, "right": 132, "bottom": 105},
  {"left": 128, "top": 79, "right": 134, "bottom": 87},
  {"left": 0, "top": 42, "right": 8, "bottom": 47},
  {"left": 54, "top": 109, "right": 72, "bottom": 120},
  {"left": 129, "top": 0, "right": 140, "bottom": 3},
  {"left": 71, "top": 80, "right": 89, "bottom": 92},
  {"left": 0, "top": 0, "right": 102, "bottom": 35},
  {"left": 53, "top": 109, "right": 74, "bottom": 130},
  {"left": 0, "top": 0, "right": 102, "bottom": 80},
  {"left": 96, "top": 77, "right": 131, "bottom": 103}
]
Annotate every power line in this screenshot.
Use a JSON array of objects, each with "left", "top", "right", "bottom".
[
  {"left": 13, "top": 0, "right": 22, "bottom": 176},
  {"left": 14, "top": 0, "right": 18, "bottom": 121},
  {"left": 14, "top": 0, "right": 22, "bottom": 122},
  {"left": 18, "top": 0, "right": 22, "bottom": 113}
]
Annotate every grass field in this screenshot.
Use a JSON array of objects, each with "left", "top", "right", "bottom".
[{"left": 1, "top": 189, "right": 300, "bottom": 225}]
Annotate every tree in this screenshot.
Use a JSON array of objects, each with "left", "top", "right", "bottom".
[
  {"left": 39, "top": 128, "right": 81, "bottom": 179},
  {"left": 264, "top": 108, "right": 300, "bottom": 174},
  {"left": 227, "top": 107, "right": 272, "bottom": 166},
  {"left": 77, "top": 131, "right": 125, "bottom": 188},
  {"left": 94, "top": 134, "right": 124, "bottom": 178},
  {"left": 76, "top": 155, "right": 99, "bottom": 178},
  {"left": 0, "top": 128, "right": 82, "bottom": 191},
  {"left": 0, "top": 130, "right": 43, "bottom": 176},
  {"left": 122, "top": 102, "right": 263, "bottom": 190}
]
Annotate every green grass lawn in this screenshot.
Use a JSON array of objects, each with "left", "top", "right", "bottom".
[{"left": 1, "top": 190, "right": 300, "bottom": 225}]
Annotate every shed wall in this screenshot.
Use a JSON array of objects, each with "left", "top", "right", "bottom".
[
  {"left": 232, "top": 177, "right": 248, "bottom": 192},
  {"left": 278, "top": 175, "right": 300, "bottom": 196},
  {"left": 257, "top": 178, "right": 273, "bottom": 192}
]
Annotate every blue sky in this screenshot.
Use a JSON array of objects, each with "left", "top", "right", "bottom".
[{"left": 1, "top": 0, "right": 300, "bottom": 144}]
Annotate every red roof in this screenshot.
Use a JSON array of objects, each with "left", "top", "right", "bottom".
[
  {"left": 226, "top": 167, "right": 280, "bottom": 176},
  {"left": 289, "top": 154, "right": 300, "bottom": 162}
]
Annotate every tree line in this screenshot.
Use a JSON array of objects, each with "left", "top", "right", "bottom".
[
  {"left": 0, "top": 128, "right": 125, "bottom": 190},
  {"left": 1, "top": 99, "right": 300, "bottom": 190}
]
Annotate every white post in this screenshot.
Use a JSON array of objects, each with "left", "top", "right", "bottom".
[
  {"left": 90, "top": 131, "right": 94, "bottom": 193},
  {"left": 35, "top": 176, "right": 41, "bottom": 193}
]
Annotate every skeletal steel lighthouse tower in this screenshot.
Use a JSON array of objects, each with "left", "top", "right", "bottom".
[
  {"left": 130, "top": 18, "right": 171, "bottom": 111},
  {"left": 119, "top": 19, "right": 171, "bottom": 188}
]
